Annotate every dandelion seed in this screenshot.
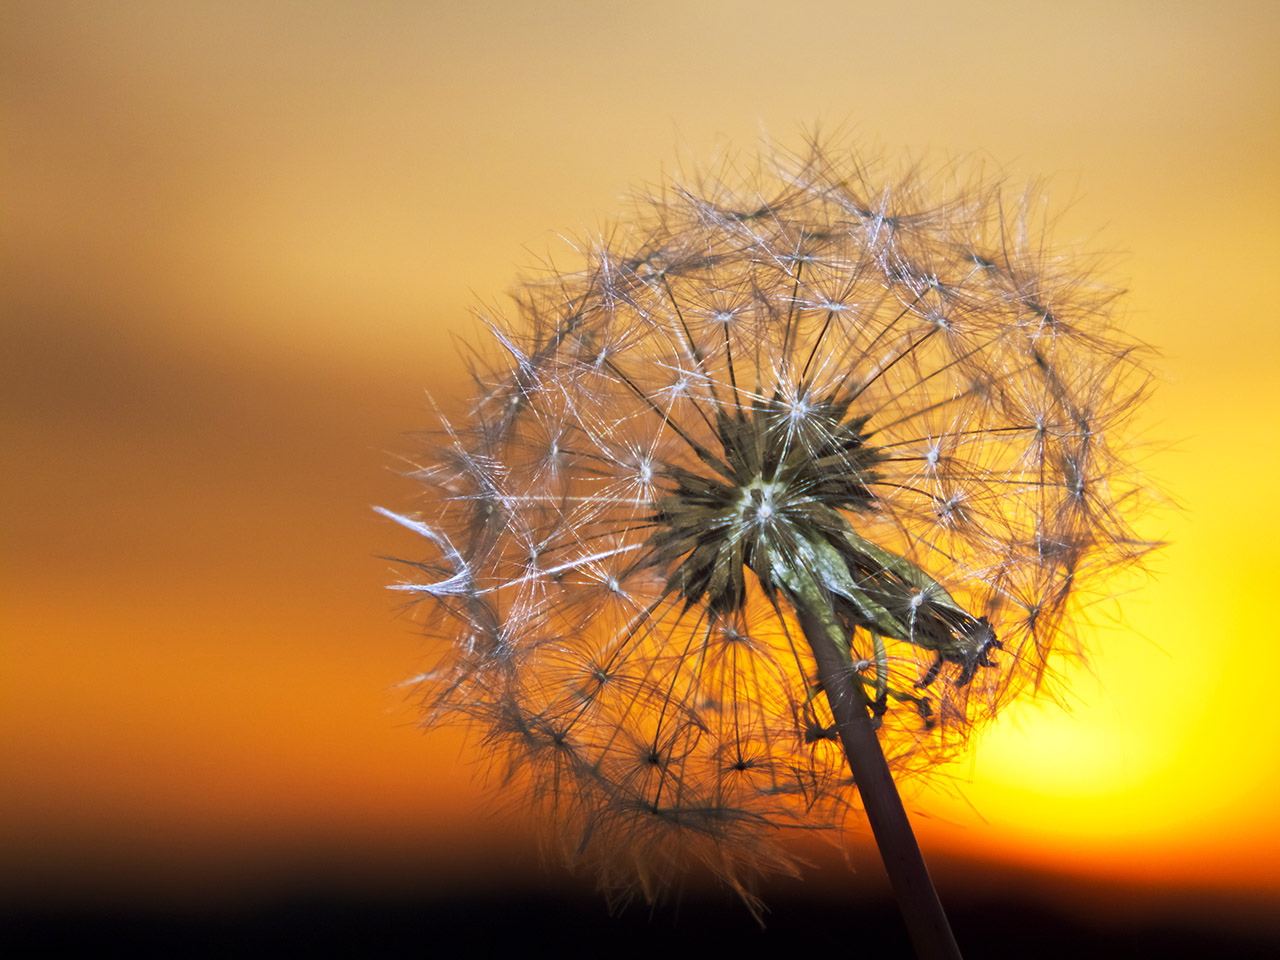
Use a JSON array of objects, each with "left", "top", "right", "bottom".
[{"left": 379, "top": 137, "right": 1156, "bottom": 952}]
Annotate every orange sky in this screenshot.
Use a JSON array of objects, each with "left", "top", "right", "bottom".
[{"left": 4, "top": 0, "right": 1280, "bottom": 918}]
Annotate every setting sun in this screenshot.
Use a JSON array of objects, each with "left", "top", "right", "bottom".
[{"left": 5, "top": 2, "right": 1279, "bottom": 955}]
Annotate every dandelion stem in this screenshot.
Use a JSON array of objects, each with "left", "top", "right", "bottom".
[{"left": 786, "top": 566, "right": 963, "bottom": 960}]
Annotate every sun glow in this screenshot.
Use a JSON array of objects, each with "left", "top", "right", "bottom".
[{"left": 5, "top": 0, "right": 1280, "bottom": 920}]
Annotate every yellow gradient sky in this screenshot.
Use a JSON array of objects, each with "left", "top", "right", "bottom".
[{"left": 4, "top": 0, "right": 1279, "bottom": 909}]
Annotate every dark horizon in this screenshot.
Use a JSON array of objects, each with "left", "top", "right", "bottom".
[{"left": 6, "top": 839, "right": 1278, "bottom": 957}]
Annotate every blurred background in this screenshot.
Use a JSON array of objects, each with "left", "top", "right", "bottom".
[{"left": 4, "top": 1, "right": 1279, "bottom": 955}]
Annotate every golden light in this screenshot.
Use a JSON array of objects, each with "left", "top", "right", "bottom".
[{"left": 5, "top": 3, "right": 1279, "bottom": 948}]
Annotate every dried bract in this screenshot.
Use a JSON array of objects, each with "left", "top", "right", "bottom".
[{"left": 380, "top": 141, "right": 1154, "bottom": 910}]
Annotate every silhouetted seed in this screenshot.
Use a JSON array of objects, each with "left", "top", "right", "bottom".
[{"left": 379, "top": 137, "right": 1157, "bottom": 927}]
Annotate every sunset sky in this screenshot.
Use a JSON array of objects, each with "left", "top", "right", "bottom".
[{"left": 4, "top": 1, "right": 1280, "bottom": 950}]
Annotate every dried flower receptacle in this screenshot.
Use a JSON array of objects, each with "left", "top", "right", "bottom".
[{"left": 379, "top": 140, "right": 1154, "bottom": 939}]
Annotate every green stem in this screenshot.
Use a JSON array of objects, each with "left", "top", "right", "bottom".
[{"left": 786, "top": 567, "right": 963, "bottom": 960}]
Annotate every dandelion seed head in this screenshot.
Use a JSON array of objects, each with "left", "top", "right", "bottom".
[{"left": 380, "top": 137, "right": 1157, "bottom": 912}]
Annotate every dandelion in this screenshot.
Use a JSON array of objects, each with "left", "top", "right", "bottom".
[{"left": 378, "top": 138, "right": 1155, "bottom": 957}]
